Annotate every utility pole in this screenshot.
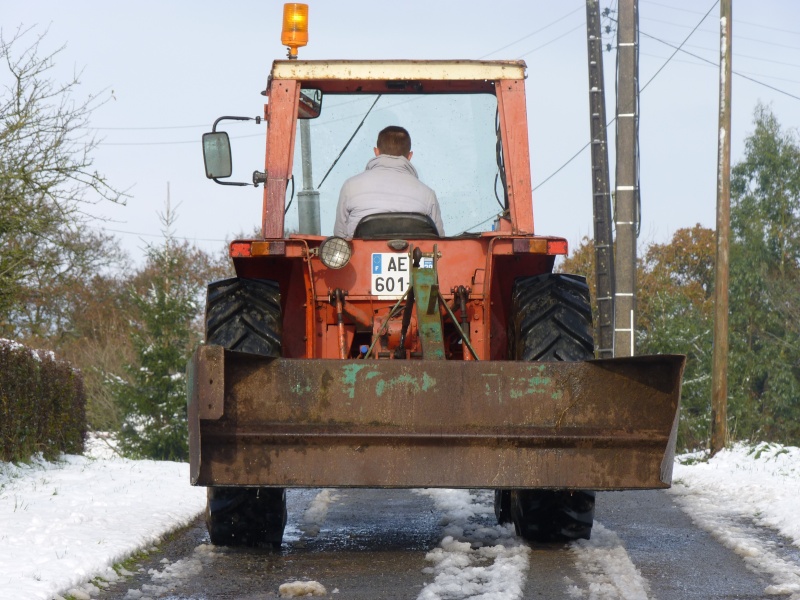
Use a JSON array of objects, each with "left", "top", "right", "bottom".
[
  {"left": 613, "top": 0, "right": 639, "bottom": 357},
  {"left": 298, "top": 119, "right": 321, "bottom": 235},
  {"left": 711, "top": 0, "right": 732, "bottom": 455},
  {"left": 586, "top": 0, "right": 615, "bottom": 358}
]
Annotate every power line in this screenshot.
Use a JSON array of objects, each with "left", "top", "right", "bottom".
[
  {"left": 99, "top": 226, "right": 227, "bottom": 243},
  {"left": 657, "top": 42, "right": 800, "bottom": 70},
  {"left": 532, "top": 143, "right": 590, "bottom": 193},
  {"left": 639, "top": 28, "right": 800, "bottom": 102},
  {"left": 638, "top": 1, "right": 719, "bottom": 94},
  {"left": 101, "top": 138, "right": 201, "bottom": 147},
  {"left": 640, "top": 51, "right": 800, "bottom": 85},
  {"left": 640, "top": 16, "right": 800, "bottom": 53},
  {"left": 518, "top": 23, "right": 586, "bottom": 58},
  {"left": 99, "top": 132, "right": 264, "bottom": 147},
  {"left": 88, "top": 123, "right": 208, "bottom": 131},
  {"left": 533, "top": 0, "right": 718, "bottom": 192},
  {"left": 605, "top": 5, "right": 800, "bottom": 101},
  {"left": 86, "top": 120, "right": 262, "bottom": 132},
  {"left": 479, "top": 4, "right": 584, "bottom": 59},
  {"left": 645, "top": 0, "right": 800, "bottom": 37}
]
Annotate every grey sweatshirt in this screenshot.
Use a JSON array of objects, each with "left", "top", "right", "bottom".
[{"left": 333, "top": 154, "right": 445, "bottom": 238}]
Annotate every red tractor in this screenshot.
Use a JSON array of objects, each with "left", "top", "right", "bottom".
[{"left": 190, "top": 23, "right": 684, "bottom": 547}]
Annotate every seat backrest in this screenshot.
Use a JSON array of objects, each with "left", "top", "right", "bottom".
[{"left": 353, "top": 212, "right": 440, "bottom": 239}]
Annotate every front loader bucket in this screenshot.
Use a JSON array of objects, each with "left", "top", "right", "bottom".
[{"left": 188, "top": 345, "right": 684, "bottom": 490}]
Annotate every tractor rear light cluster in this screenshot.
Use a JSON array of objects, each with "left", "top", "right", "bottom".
[
  {"left": 230, "top": 241, "right": 287, "bottom": 258},
  {"left": 511, "top": 238, "right": 568, "bottom": 256}
]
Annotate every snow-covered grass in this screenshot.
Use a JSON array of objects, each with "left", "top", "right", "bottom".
[
  {"left": 0, "top": 435, "right": 205, "bottom": 600},
  {"left": 2, "top": 441, "right": 800, "bottom": 599}
]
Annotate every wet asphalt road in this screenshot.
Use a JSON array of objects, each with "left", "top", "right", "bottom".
[{"left": 92, "top": 488, "right": 786, "bottom": 599}]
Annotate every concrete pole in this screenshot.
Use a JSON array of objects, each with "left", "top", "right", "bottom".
[
  {"left": 613, "top": 0, "right": 638, "bottom": 357},
  {"left": 297, "top": 119, "right": 321, "bottom": 235},
  {"left": 711, "top": 0, "right": 732, "bottom": 455},
  {"left": 586, "top": 0, "right": 616, "bottom": 358}
]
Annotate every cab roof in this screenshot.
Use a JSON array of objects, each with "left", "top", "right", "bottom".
[{"left": 268, "top": 60, "right": 527, "bottom": 94}]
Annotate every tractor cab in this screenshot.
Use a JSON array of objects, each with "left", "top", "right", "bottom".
[{"left": 204, "top": 60, "right": 536, "bottom": 240}]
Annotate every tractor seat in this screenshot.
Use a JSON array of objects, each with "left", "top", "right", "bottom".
[{"left": 353, "top": 212, "right": 440, "bottom": 240}]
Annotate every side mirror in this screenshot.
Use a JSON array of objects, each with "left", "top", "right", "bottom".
[
  {"left": 202, "top": 132, "right": 233, "bottom": 179},
  {"left": 298, "top": 88, "right": 323, "bottom": 119}
]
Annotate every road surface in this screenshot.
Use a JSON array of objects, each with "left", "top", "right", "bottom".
[{"left": 92, "top": 488, "right": 790, "bottom": 599}]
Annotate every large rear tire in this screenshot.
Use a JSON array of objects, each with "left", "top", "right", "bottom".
[
  {"left": 497, "top": 273, "right": 596, "bottom": 542},
  {"left": 206, "top": 277, "right": 282, "bottom": 355},
  {"left": 204, "top": 277, "right": 287, "bottom": 547},
  {"left": 206, "top": 487, "right": 287, "bottom": 547},
  {"left": 509, "top": 489, "right": 596, "bottom": 543}
]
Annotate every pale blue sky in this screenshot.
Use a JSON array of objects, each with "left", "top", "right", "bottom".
[{"left": 4, "top": 1, "right": 800, "bottom": 263}]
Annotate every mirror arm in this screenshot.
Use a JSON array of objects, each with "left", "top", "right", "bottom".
[
  {"left": 212, "top": 115, "right": 261, "bottom": 132},
  {"left": 212, "top": 178, "right": 253, "bottom": 187},
  {"left": 210, "top": 170, "right": 268, "bottom": 187}
]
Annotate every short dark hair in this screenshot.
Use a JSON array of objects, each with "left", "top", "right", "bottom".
[{"left": 376, "top": 126, "right": 411, "bottom": 157}]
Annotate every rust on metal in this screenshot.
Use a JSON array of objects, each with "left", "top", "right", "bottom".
[{"left": 188, "top": 346, "right": 684, "bottom": 490}]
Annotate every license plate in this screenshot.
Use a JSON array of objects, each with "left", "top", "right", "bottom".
[
  {"left": 370, "top": 253, "right": 433, "bottom": 297},
  {"left": 371, "top": 253, "right": 410, "bottom": 298}
]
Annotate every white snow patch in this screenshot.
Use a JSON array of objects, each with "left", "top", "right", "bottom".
[
  {"left": 123, "top": 544, "right": 217, "bottom": 599},
  {"left": 415, "top": 489, "right": 530, "bottom": 600},
  {"left": 0, "top": 338, "right": 57, "bottom": 362},
  {"left": 0, "top": 337, "right": 26, "bottom": 351},
  {"left": 84, "top": 431, "right": 121, "bottom": 460},
  {"left": 566, "top": 523, "right": 650, "bottom": 600},
  {"left": 0, "top": 452, "right": 206, "bottom": 599},
  {"left": 65, "top": 588, "right": 92, "bottom": 600},
  {"left": 279, "top": 579, "right": 328, "bottom": 596},
  {"left": 301, "top": 489, "right": 340, "bottom": 536},
  {"left": 670, "top": 443, "right": 800, "bottom": 599}
]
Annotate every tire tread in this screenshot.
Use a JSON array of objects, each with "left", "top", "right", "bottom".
[
  {"left": 203, "top": 277, "right": 287, "bottom": 547},
  {"left": 497, "top": 273, "right": 597, "bottom": 542}
]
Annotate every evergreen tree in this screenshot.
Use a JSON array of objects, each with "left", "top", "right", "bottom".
[
  {"left": 728, "top": 104, "right": 800, "bottom": 443},
  {"left": 113, "top": 204, "right": 201, "bottom": 460}
]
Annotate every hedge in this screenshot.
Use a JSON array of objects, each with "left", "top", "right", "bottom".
[{"left": 0, "top": 339, "right": 86, "bottom": 462}]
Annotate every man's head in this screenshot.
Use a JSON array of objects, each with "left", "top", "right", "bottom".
[{"left": 375, "top": 125, "right": 412, "bottom": 159}]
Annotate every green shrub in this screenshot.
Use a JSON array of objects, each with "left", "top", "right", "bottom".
[{"left": 0, "top": 339, "right": 86, "bottom": 462}]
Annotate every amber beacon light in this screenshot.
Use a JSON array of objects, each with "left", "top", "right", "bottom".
[{"left": 282, "top": 3, "right": 309, "bottom": 59}]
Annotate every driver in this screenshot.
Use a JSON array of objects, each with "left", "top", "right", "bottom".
[{"left": 333, "top": 126, "right": 444, "bottom": 238}]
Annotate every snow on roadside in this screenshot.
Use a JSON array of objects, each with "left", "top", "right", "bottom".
[
  {"left": 565, "top": 523, "right": 650, "bottom": 600},
  {"left": 415, "top": 489, "right": 530, "bottom": 600},
  {"left": 670, "top": 443, "right": 800, "bottom": 599},
  {"left": 0, "top": 441, "right": 205, "bottom": 600},
  {"left": 121, "top": 544, "right": 218, "bottom": 600}
]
